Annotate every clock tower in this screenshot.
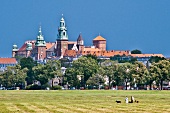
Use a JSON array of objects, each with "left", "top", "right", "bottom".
[{"left": 56, "top": 15, "right": 68, "bottom": 57}]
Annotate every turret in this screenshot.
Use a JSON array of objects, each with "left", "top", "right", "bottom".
[
  {"left": 77, "top": 33, "right": 84, "bottom": 46},
  {"left": 57, "top": 15, "right": 68, "bottom": 40},
  {"left": 56, "top": 15, "right": 69, "bottom": 57},
  {"left": 34, "top": 26, "right": 46, "bottom": 60},
  {"left": 26, "top": 42, "right": 32, "bottom": 51},
  {"left": 93, "top": 35, "right": 106, "bottom": 51},
  {"left": 77, "top": 33, "right": 84, "bottom": 51},
  {"left": 26, "top": 42, "right": 32, "bottom": 57},
  {"left": 12, "top": 44, "right": 18, "bottom": 57},
  {"left": 35, "top": 26, "right": 46, "bottom": 47}
]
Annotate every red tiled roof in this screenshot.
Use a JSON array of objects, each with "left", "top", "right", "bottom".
[
  {"left": 64, "top": 50, "right": 77, "bottom": 57},
  {"left": 0, "top": 58, "right": 17, "bottom": 64},
  {"left": 18, "top": 43, "right": 27, "bottom": 52},
  {"left": 63, "top": 50, "right": 130, "bottom": 57},
  {"left": 84, "top": 47, "right": 101, "bottom": 51},
  {"left": 131, "top": 54, "right": 164, "bottom": 58},
  {"left": 46, "top": 43, "right": 55, "bottom": 50},
  {"left": 93, "top": 35, "right": 106, "bottom": 41},
  {"left": 18, "top": 40, "right": 36, "bottom": 52}
]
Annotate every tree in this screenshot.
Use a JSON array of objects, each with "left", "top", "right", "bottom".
[
  {"left": 149, "top": 56, "right": 165, "bottom": 63},
  {"left": 0, "top": 65, "right": 28, "bottom": 89},
  {"left": 131, "top": 49, "right": 142, "bottom": 54},
  {"left": 69, "top": 56, "right": 98, "bottom": 88},
  {"left": 131, "top": 61, "right": 149, "bottom": 89},
  {"left": 20, "top": 57, "right": 37, "bottom": 85},
  {"left": 84, "top": 54, "right": 97, "bottom": 61},
  {"left": 149, "top": 60, "right": 170, "bottom": 90},
  {"left": 59, "top": 58, "right": 71, "bottom": 68},
  {"left": 86, "top": 73, "right": 104, "bottom": 89},
  {"left": 20, "top": 57, "right": 36, "bottom": 69},
  {"left": 33, "top": 60, "right": 62, "bottom": 87},
  {"left": 14, "top": 55, "right": 24, "bottom": 64},
  {"left": 100, "top": 60, "right": 118, "bottom": 89},
  {"left": 65, "top": 67, "right": 80, "bottom": 89},
  {"left": 117, "top": 63, "right": 133, "bottom": 90},
  {"left": 148, "top": 64, "right": 159, "bottom": 90}
]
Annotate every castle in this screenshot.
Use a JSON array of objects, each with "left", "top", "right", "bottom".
[{"left": 12, "top": 16, "right": 164, "bottom": 61}]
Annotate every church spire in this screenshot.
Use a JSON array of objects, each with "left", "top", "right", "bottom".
[
  {"left": 57, "top": 15, "right": 68, "bottom": 40},
  {"left": 35, "top": 26, "right": 46, "bottom": 46},
  {"left": 77, "top": 33, "right": 84, "bottom": 45}
]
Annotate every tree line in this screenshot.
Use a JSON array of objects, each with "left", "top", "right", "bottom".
[{"left": 0, "top": 55, "right": 169, "bottom": 90}]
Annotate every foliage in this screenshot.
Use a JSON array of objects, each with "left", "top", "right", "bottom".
[
  {"left": 14, "top": 55, "right": 24, "bottom": 63},
  {"left": 110, "top": 55, "right": 137, "bottom": 63},
  {"left": 100, "top": 60, "right": 118, "bottom": 89},
  {"left": 70, "top": 56, "right": 99, "bottom": 87},
  {"left": 1, "top": 55, "right": 170, "bottom": 90},
  {"left": 149, "top": 56, "right": 166, "bottom": 63},
  {"left": 131, "top": 49, "right": 142, "bottom": 54},
  {"left": 131, "top": 61, "right": 149, "bottom": 88},
  {"left": 149, "top": 60, "right": 170, "bottom": 90},
  {"left": 65, "top": 67, "right": 81, "bottom": 88},
  {"left": 25, "top": 84, "right": 41, "bottom": 90},
  {"left": 59, "top": 58, "right": 71, "bottom": 68},
  {"left": 116, "top": 63, "right": 133, "bottom": 90},
  {"left": 20, "top": 57, "right": 36, "bottom": 69},
  {"left": 33, "top": 60, "right": 62, "bottom": 86},
  {"left": 84, "top": 54, "right": 98, "bottom": 61},
  {"left": 52, "top": 85, "right": 62, "bottom": 90},
  {"left": 0, "top": 65, "right": 28, "bottom": 89},
  {"left": 20, "top": 57, "right": 37, "bottom": 85},
  {"left": 86, "top": 73, "right": 104, "bottom": 87}
]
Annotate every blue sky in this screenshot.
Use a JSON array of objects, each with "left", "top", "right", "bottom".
[{"left": 0, "top": 0, "right": 170, "bottom": 57}]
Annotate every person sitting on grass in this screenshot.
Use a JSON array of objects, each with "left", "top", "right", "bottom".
[
  {"left": 131, "top": 96, "right": 135, "bottom": 103},
  {"left": 125, "top": 96, "right": 128, "bottom": 103}
]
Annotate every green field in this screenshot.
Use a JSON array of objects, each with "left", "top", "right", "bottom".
[{"left": 0, "top": 90, "right": 170, "bottom": 113}]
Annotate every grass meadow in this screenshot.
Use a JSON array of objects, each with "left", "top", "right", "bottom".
[{"left": 0, "top": 90, "right": 170, "bottom": 113}]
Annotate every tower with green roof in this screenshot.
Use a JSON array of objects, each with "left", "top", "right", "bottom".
[
  {"left": 56, "top": 15, "right": 68, "bottom": 57},
  {"left": 12, "top": 44, "right": 18, "bottom": 57},
  {"left": 34, "top": 26, "right": 47, "bottom": 60},
  {"left": 35, "top": 26, "right": 46, "bottom": 46},
  {"left": 26, "top": 42, "right": 32, "bottom": 57}
]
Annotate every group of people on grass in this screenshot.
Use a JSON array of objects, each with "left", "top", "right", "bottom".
[
  {"left": 125, "top": 96, "right": 135, "bottom": 103},
  {"left": 116, "top": 96, "right": 138, "bottom": 103}
]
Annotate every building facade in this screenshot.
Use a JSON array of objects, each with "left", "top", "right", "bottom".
[
  {"left": 12, "top": 16, "right": 164, "bottom": 61},
  {"left": 0, "top": 58, "right": 17, "bottom": 72}
]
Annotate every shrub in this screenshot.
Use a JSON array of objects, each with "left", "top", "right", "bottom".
[
  {"left": 26, "top": 84, "right": 41, "bottom": 90},
  {"left": 52, "top": 85, "right": 62, "bottom": 90}
]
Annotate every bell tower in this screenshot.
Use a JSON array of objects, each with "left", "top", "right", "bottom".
[
  {"left": 34, "top": 26, "right": 46, "bottom": 60},
  {"left": 77, "top": 33, "right": 84, "bottom": 51},
  {"left": 56, "top": 15, "right": 68, "bottom": 57}
]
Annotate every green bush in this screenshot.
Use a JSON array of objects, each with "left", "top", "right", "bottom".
[
  {"left": 52, "top": 85, "right": 62, "bottom": 90},
  {"left": 41, "top": 84, "right": 51, "bottom": 90},
  {"left": 26, "top": 84, "right": 41, "bottom": 90}
]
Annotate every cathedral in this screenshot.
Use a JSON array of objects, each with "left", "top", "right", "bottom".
[{"left": 12, "top": 16, "right": 163, "bottom": 61}]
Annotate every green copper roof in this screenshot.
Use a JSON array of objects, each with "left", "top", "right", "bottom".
[
  {"left": 12, "top": 44, "right": 18, "bottom": 51},
  {"left": 35, "top": 26, "right": 46, "bottom": 46},
  {"left": 26, "top": 43, "right": 32, "bottom": 50},
  {"left": 57, "top": 16, "right": 68, "bottom": 40}
]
